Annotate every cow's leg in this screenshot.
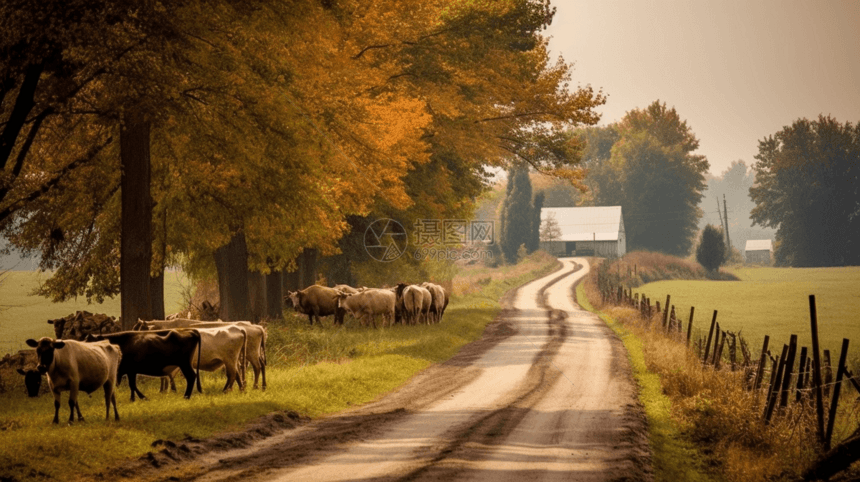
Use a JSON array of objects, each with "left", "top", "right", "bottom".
[
  {"left": 128, "top": 374, "right": 146, "bottom": 401},
  {"left": 307, "top": 313, "right": 314, "bottom": 325},
  {"left": 180, "top": 365, "right": 196, "bottom": 399},
  {"left": 103, "top": 382, "right": 113, "bottom": 421},
  {"left": 111, "top": 389, "right": 120, "bottom": 421},
  {"left": 69, "top": 385, "right": 81, "bottom": 423},
  {"left": 260, "top": 358, "right": 267, "bottom": 391},
  {"left": 52, "top": 391, "right": 62, "bottom": 424}
]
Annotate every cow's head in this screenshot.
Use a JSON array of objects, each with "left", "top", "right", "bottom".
[
  {"left": 25, "top": 337, "right": 67, "bottom": 375},
  {"left": 16, "top": 368, "right": 42, "bottom": 397},
  {"left": 334, "top": 290, "right": 353, "bottom": 309},
  {"left": 286, "top": 291, "right": 301, "bottom": 309}
]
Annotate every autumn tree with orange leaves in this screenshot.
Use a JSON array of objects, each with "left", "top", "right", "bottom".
[{"left": 0, "top": 0, "right": 604, "bottom": 323}]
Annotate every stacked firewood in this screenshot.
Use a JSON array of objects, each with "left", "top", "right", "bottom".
[{"left": 47, "top": 311, "right": 122, "bottom": 340}]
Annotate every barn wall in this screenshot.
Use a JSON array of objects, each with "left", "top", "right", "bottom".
[
  {"left": 746, "top": 250, "right": 772, "bottom": 265},
  {"left": 540, "top": 241, "right": 566, "bottom": 256}
]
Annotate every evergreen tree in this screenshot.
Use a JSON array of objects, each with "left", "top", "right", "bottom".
[
  {"left": 500, "top": 167, "right": 533, "bottom": 263},
  {"left": 696, "top": 224, "right": 726, "bottom": 272},
  {"left": 528, "top": 191, "right": 545, "bottom": 253}
]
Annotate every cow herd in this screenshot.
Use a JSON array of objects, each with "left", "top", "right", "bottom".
[
  {"left": 286, "top": 282, "right": 449, "bottom": 328},
  {"left": 18, "top": 319, "right": 267, "bottom": 425},
  {"left": 17, "top": 280, "right": 448, "bottom": 425}
]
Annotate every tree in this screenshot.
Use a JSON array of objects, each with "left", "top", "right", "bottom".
[
  {"left": 696, "top": 224, "right": 726, "bottom": 272},
  {"left": 578, "top": 101, "right": 709, "bottom": 255},
  {"left": 500, "top": 167, "right": 534, "bottom": 262},
  {"left": 699, "top": 160, "right": 776, "bottom": 253},
  {"left": 750, "top": 116, "right": 860, "bottom": 267},
  {"left": 528, "top": 191, "right": 545, "bottom": 252},
  {"left": 540, "top": 211, "right": 561, "bottom": 244}
]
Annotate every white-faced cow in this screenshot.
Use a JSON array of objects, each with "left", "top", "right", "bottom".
[
  {"left": 335, "top": 289, "right": 396, "bottom": 329},
  {"left": 287, "top": 285, "right": 344, "bottom": 325},
  {"left": 25, "top": 338, "right": 121, "bottom": 424},
  {"left": 135, "top": 319, "right": 267, "bottom": 390},
  {"left": 86, "top": 329, "right": 201, "bottom": 401}
]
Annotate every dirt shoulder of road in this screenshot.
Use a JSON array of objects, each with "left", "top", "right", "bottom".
[{"left": 87, "top": 262, "right": 565, "bottom": 482}]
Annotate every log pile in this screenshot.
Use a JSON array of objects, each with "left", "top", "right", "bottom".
[{"left": 47, "top": 311, "right": 122, "bottom": 340}]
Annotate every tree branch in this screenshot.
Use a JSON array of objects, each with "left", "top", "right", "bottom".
[
  {"left": 0, "top": 62, "right": 45, "bottom": 171},
  {"left": 0, "top": 135, "right": 113, "bottom": 225},
  {"left": 0, "top": 107, "right": 53, "bottom": 203}
]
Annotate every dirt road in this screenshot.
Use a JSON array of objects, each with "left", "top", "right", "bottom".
[{"left": 140, "top": 258, "right": 651, "bottom": 482}]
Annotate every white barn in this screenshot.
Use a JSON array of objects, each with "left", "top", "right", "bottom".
[
  {"left": 745, "top": 239, "right": 773, "bottom": 264},
  {"left": 539, "top": 206, "right": 626, "bottom": 258}
]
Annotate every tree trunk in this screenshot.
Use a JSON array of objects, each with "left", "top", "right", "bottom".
[
  {"left": 120, "top": 110, "right": 153, "bottom": 330},
  {"left": 301, "top": 248, "right": 318, "bottom": 288},
  {"left": 248, "top": 271, "right": 266, "bottom": 322},
  {"left": 214, "top": 231, "right": 251, "bottom": 321},
  {"left": 150, "top": 272, "right": 165, "bottom": 320},
  {"left": 266, "top": 271, "right": 283, "bottom": 319}
]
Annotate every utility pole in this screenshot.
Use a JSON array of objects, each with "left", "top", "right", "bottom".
[
  {"left": 716, "top": 199, "right": 724, "bottom": 232},
  {"left": 723, "top": 194, "right": 731, "bottom": 252}
]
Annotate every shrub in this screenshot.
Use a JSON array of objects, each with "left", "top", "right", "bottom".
[{"left": 696, "top": 224, "right": 727, "bottom": 272}]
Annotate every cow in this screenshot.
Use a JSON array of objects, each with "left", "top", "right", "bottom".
[
  {"left": 421, "top": 282, "right": 446, "bottom": 323},
  {"left": 335, "top": 289, "right": 396, "bottom": 329},
  {"left": 24, "top": 338, "right": 121, "bottom": 424},
  {"left": 86, "top": 329, "right": 201, "bottom": 401},
  {"left": 190, "top": 326, "right": 247, "bottom": 393},
  {"left": 333, "top": 284, "right": 359, "bottom": 294},
  {"left": 135, "top": 319, "right": 267, "bottom": 390},
  {"left": 394, "top": 283, "right": 423, "bottom": 325},
  {"left": 412, "top": 285, "right": 432, "bottom": 324},
  {"left": 287, "top": 285, "right": 344, "bottom": 325}
]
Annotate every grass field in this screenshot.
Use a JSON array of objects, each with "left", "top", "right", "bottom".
[
  {"left": 0, "top": 252, "right": 559, "bottom": 482},
  {"left": 632, "top": 266, "right": 860, "bottom": 363},
  {"left": 0, "top": 271, "right": 190, "bottom": 354}
]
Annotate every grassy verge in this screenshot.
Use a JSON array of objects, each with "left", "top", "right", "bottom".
[
  {"left": 576, "top": 281, "right": 714, "bottom": 482},
  {"left": 0, "top": 251, "right": 559, "bottom": 482},
  {"left": 578, "top": 262, "right": 831, "bottom": 482}
]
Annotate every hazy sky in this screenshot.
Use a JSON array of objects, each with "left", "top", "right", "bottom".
[{"left": 544, "top": 0, "right": 860, "bottom": 176}]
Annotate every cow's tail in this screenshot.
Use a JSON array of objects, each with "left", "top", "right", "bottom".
[
  {"left": 195, "top": 330, "right": 203, "bottom": 393},
  {"left": 241, "top": 329, "right": 247, "bottom": 388},
  {"left": 261, "top": 329, "right": 267, "bottom": 367}
]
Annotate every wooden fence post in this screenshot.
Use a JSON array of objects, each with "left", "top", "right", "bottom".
[
  {"left": 779, "top": 335, "right": 798, "bottom": 408},
  {"left": 765, "top": 344, "right": 789, "bottom": 423},
  {"left": 810, "top": 295, "right": 827, "bottom": 447},
  {"left": 711, "top": 323, "right": 722, "bottom": 365},
  {"left": 662, "top": 295, "right": 671, "bottom": 328},
  {"left": 796, "top": 346, "right": 808, "bottom": 402},
  {"left": 686, "top": 306, "right": 695, "bottom": 346},
  {"left": 703, "top": 310, "right": 718, "bottom": 364},
  {"left": 753, "top": 335, "right": 770, "bottom": 391},
  {"left": 824, "top": 350, "right": 833, "bottom": 398},
  {"left": 715, "top": 330, "right": 726, "bottom": 370},
  {"left": 824, "top": 338, "right": 850, "bottom": 451},
  {"left": 667, "top": 305, "right": 676, "bottom": 333}
]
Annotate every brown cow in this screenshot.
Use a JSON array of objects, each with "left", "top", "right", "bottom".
[{"left": 287, "top": 285, "right": 344, "bottom": 325}]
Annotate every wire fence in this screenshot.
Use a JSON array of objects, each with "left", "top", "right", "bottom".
[{"left": 597, "top": 266, "right": 858, "bottom": 453}]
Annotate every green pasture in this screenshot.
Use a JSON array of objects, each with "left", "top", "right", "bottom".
[
  {"left": 0, "top": 253, "right": 559, "bottom": 481},
  {"left": 0, "top": 271, "right": 189, "bottom": 354},
  {"left": 632, "top": 266, "right": 860, "bottom": 361}
]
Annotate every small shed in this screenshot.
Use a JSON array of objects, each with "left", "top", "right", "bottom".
[
  {"left": 539, "top": 206, "right": 626, "bottom": 258},
  {"left": 745, "top": 239, "right": 773, "bottom": 265}
]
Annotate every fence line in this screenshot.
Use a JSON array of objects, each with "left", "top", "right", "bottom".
[{"left": 595, "top": 266, "right": 857, "bottom": 451}]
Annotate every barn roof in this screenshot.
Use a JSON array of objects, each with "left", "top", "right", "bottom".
[
  {"left": 745, "top": 239, "right": 773, "bottom": 251},
  {"left": 541, "top": 206, "right": 623, "bottom": 242}
]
